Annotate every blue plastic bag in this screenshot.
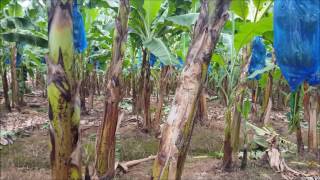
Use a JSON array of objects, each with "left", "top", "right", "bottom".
[
  {"left": 274, "top": 0, "right": 320, "bottom": 91},
  {"left": 208, "top": 64, "right": 212, "bottom": 75},
  {"left": 73, "top": 0, "right": 87, "bottom": 53},
  {"left": 175, "top": 57, "right": 184, "bottom": 69},
  {"left": 149, "top": 53, "right": 157, "bottom": 67},
  {"left": 248, "top": 36, "right": 266, "bottom": 80},
  {"left": 96, "top": 60, "right": 100, "bottom": 70},
  {"left": 5, "top": 53, "right": 22, "bottom": 67},
  {"left": 41, "top": 57, "right": 46, "bottom": 64}
]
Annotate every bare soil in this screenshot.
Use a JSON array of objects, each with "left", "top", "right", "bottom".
[{"left": 0, "top": 94, "right": 319, "bottom": 180}]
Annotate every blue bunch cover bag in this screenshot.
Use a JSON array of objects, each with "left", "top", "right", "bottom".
[
  {"left": 248, "top": 36, "right": 266, "bottom": 80},
  {"left": 274, "top": 0, "right": 320, "bottom": 91},
  {"left": 175, "top": 57, "right": 184, "bottom": 69},
  {"left": 149, "top": 53, "right": 157, "bottom": 67},
  {"left": 73, "top": 0, "right": 87, "bottom": 53},
  {"left": 5, "top": 53, "right": 22, "bottom": 67}
]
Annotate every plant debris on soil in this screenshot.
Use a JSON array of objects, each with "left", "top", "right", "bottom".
[{"left": 0, "top": 93, "right": 319, "bottom": 180}]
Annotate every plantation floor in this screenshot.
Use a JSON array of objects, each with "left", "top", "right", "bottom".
[{"left": 0, "top": 93, "right": 319, "bottom": 180}]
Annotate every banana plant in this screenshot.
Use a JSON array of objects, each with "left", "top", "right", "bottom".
[
  {"left": 47, "top": 0, "right": 82, "bottom": 179},
  {"left": 94, "top": 0, "right": 130, "bottom": 179},
  {"left": 218, "top": 0, "right": 274, "bottom": 170},
  {"left": 153, "top": 0, "right": 231, "bottom": 178}
]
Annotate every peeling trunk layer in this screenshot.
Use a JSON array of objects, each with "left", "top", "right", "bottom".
[
  {"left": 263, "top": 98, "right": 272, "bottom": 125},
  {"left": 152, "top": 1, "right": 230, "bottom": 179},
  {"left": 154, "top": 66, "right": 169, "bottom": 134},
  {"left": 47, "top": 1, "right": 82, "bottom": 179},
  {"left": 10, "top": 45, "right": 18, "bottom": 108},
  {"left": 94, "top": 0, "right": 130, "bottom": 178}
]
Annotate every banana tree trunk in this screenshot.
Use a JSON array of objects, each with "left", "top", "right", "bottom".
[
  {"left": 197, "top": 87, "right": 208, "bottom": 125},
  {"left": 222, "top": 108, "right": 232, "bottom": 169},
  {"left": 94, "top": 1, "right": 130, "bottom": 179},
  {"left": 47, "top": 1, "right": 82, "bottom": 179},
  {"left": 251, "top": 82, "right": 257, "bottom": 121},
  {"left": 136, "top": 48, "right": 147, "bottom": 115},
  {"left": 0, "top": 63, "right": 11, "bottom": 112},
  {"left": 260, "top": 53, "right": 275, "bottom": 125},
  {"left": 141, "top": 49, "right": 152, "bottom": 132},
  {"left": 80, "top": 74, "right": 88, "bottom": 114},
  {"left": 152, "top": 1, "right": 230, "bottom": 179},
  {"left": 223, "top": 47, "right": 250, "bottom": 170},
  {"left": 97, "top": 72, "right": 102, "bottom": 96},
  {"left": 292, "top": 89, "right": 304, "bottom": 155},
  {"left": 221, "top": 75, "right": 228, "bottom": 106},
  {"left": 303, "top": 83, "right": 310, "bottom": 126},
  {"left": 10, "top": 45, "right": 18, "bottom": 108},
  {"left": 132, "top": 70, "right": 138, "bottom": 113},
  {"left": 88, "top": 68, "right": 96, "bottom": 111},
  {"left": 154, "top": 66, "right": 169, "bottom": 135},
  {"left": 260, "top": 72, "right": 273, "bottom": 125},
  {"left": 308, "top": 89, "right": 318, "bottom": 153},
  {"left": 17, "top": 66, "right": 26, "bottom": 106}
]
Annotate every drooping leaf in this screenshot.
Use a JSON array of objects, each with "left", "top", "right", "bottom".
[
  {"left": 0, "top": 17, "right": 35, "bottom": 30},
  {"left": 230, "top": 0, "right": 249, "bottom": 20},
  {"left": 1, "top": 31, "right": 48, "bottom": 48},
  {"left": 253, "top": 135, "right": 268, "bottom": 148},
  {"left": 166, "top": 13, "right": 199, "bottom": 27},
  {"left": 143, "top": 37, "right": 177, "bottom": 65}
]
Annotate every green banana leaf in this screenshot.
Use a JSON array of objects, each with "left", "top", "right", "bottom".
[{"left": 1, "top": 31, "right": 48, "bottom": 48}]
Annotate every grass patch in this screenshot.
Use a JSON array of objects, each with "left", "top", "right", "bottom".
[
  {"left": 119, "top": 135, "right": 158, "bottom": 161},
  {"left": 0, "top": 130, "right": 50, "bottom": 170},
  {"left": 189, "top": 126, "right": 224, "bottom": 156}
]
